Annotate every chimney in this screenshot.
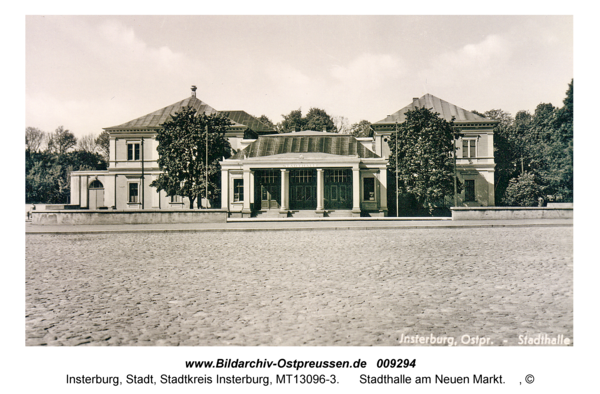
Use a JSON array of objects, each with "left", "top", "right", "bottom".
[
  {"left": 413, "top": 97, "right": 420, "bottom": 108},
  {"left": 323, "top": 126, "right": 326, "bottom": 133},
  {"left": 191, "top": 85, "right": 197, "bottom": 98}
]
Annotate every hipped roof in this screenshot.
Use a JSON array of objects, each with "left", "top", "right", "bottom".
[
  {"left": 375, "top": 94, "right": 491, "bottom": 124},
  {"left": 105, "top": 96, "right": 275, "bottom": 132}
]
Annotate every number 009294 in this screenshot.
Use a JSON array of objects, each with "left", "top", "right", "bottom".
[{"left": 376, "top": 359, "right": 416, "bottom": 368}]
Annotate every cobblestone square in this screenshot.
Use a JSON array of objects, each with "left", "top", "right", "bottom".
[{"left": 25, "top": 227, "right": 572, "bottom": 346}]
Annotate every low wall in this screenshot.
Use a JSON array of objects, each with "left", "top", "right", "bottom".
[
  {"left": 31, "top": 209, "right": 228, "bottom": 225},
  {"left": 451, "top": 206, "right": 573, "bottom": 220}
]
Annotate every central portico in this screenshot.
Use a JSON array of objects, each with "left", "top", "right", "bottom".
[{"left": 220, "top": 131, "right": 388, "bottom": 217}]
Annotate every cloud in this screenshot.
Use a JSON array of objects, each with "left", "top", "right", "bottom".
[
  {"left": 26, "top": 91, "right": 138, "bottom": 137},
  {"left": 261, "top": 54, "right": 406, "bottom": 123},
  {"left": 266, "top": 62, "right": 312, "bottom": 89},
  {"left": 97, "top": 20, "right": 186, "bottom": 73},
  {"left": 26, "top": 17, "right": 207, "bottom": 135},
  {"left": 419, "top": 34, "right": 512, "bottom": 88},
  {"left": 330, "top": 53, "right": 404, "bottom": 90}
]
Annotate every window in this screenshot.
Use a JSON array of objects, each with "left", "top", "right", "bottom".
[
  {"left": 128, "top": 183, "right": 139, "bottom": 203},
  {"left": 233, "top": 179, "right": 244, "bottom": 202},
  {"left": 89, "top": 180, "right": 103, "bottom": 189},
  {"left": 170, "top": 195, "right": 182, "bottom": 203},
  {"left": 127, "top": 142, "right": 140, "bottom": 161},
  {"left": 363, "top": 177, "right": 375, "bottom": 201},
  {"left": 464, "top": 180, "right": 475, "bottom": 202},
  {"left": 462, "top": 139, "right": 476, "bottom": 158},
  {"left": 291, "top": 170, "right": 315, "bottom": 184},
  {"left": 260, "top": 170, "right": 278, "bottom": 184}
]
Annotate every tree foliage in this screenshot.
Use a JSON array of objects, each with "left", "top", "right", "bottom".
[
  {"left": 150, "top": 107, "right": 233, "bottom": 209},
  {"left": 280, "top": 109, "right": 304, "bottom": 133},
  {"left": 77, "top": 133, "right": 98, "bottom": 153},
  {"left": 95, "top": 130, "right": 110, "bottom": 162},
  {"left": 26, "top": 150, "right": 107, "bottom": 203},
  {"left": 484, "top": 79, "right": 573, "bottom": 205},
  {"left": 350, "top": 120, "right": 373, "bottom": 137},
  {"left": 503, "top": 172, "right": 542, "bottom": 206},
  {"left": 305, "top": 108, "right": 335, "bottom": 132},
  {"left": 47, "top": 126, "right": 77, "bottom": 155},
  {"left": 278, "top": 107, "right": 336, "bottom": 133},
  {"left": 332, "top": 116, "right": 350, "bottom": 134},
  {"left": 26, "top": 127, "right": 46, "bottom": 152},
  {"left": 257, "top": 115, "right": 276, "bottom": 130},
  {"left": 387, "top": 107, "right": 458, "bottom": 211}
]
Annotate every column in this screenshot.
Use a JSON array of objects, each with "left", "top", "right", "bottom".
[
  {"left": 352, "top": 167, "right": 361, "bottom": 216},
  {"left": 152, "top": 175, "right": 160, "bottom": 208},
  {"left": 379, "top": 167, "right": 388, "bottom": 216},
  {"left": 109, "top": 138, "right": 116, "bottom": 168},
  {"left": 316, "top": 168, "right": 324, "bottom": 213},
  {"left": 104, "top": 174, "right": 115, "bottom": 208},
  {"left": 81, "top": 175, "right": 89, "bottom": 208},
  {"left": 242, "top": 169, "right": 251, "bottom": 216},
  {"left": 70, "top": 175, "right": 80, "bottom": 205},
  {"left": 221, "top": 169, "right": 229, "bottom": 210},
  {"left": 280, "top": 169, "right": 289, "bottom": 211},
  {"left": 483, "top": 170, "right": 495, "bottom": 207},
  {"left": 250, "top": 170, "right": 255, "bottom": 208}
]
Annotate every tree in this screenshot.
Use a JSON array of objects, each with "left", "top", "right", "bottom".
[
  {"left": 502, "top": 172, "right": 542, "bottom": 206},
  {"left": 257, "top": 115, "right": 276, "bottom": 130},
  {"left": 279, "top": 107, "right": 336, "bottom": 133},
  {"left": 26, "top": 127, "right": 46, "bottom": 152},
  {"left": 387, "top": 107, "right": 458, "bottom": 212},
  {"left": 280, "top": 109, "right": 305, "bottom": 133},
  {"left": 150, "top": 106, "right": 233, "bottom": 209},
  {"left": 332, "top": 116, "right": 350, "bottom": 134},
  {"left": 304, "top": 107, "right": 335, "bottom": 132},
  {"left": 534, "top": 80, "right": 573, "bottom": 201},
  {"left": 486, "top": 80, "right": 573, "bottom": 205},
  {"left": 483, "top": 109, "right": 513, "bottom": 128},
  {"left": 47, "top": 126, "right": 77, "bottom": 155},
  {"left": 77, "top": 133, "right": 98, "bottom": 153},
  {"left": 26, "top": 150, "right": 107, "bottom": 203},
  {"left": 350, "top": 120, "right": 373, "bottom": 137},
  {"left": 96, "top": 130, "right": 110, "bottom": 162}
]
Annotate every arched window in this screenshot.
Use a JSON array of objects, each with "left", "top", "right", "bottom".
[{"left": 90, "top": 180, "right": 104, "bottom": 189}]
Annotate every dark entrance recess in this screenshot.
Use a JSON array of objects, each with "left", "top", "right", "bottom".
[
  {"left": 255, "top": 169, "right": 281, "bottom": 209},
  {"left": 290, "top": 169, "right": 317, "bottom": 210},
  {"left": 324, "top": 169, "right": 352, "bottom": 210}
]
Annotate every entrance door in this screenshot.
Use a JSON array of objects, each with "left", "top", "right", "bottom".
[
  {"left": 290, "top": 169, "right": 317, "bottom": 210},
  {"left": 255, "top": 170, "right": 280, "bottom": 209},
  {"left": 324, "top": 169, "right": 352, "bottom": 210},
  {"left": 89, "top": 179, "right": 104, "bottom": 210}
]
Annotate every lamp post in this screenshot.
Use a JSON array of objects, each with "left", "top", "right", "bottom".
[
  {"left": 453, "top": 131, "right": 458, "bottom": 207},
  {"left": 395, "top": 122, "right": 399, "bottom": 217},
  {"left": 141, "top": 137, "right": 144, "bottom": 209},
  {"left": 205, "top": 124, "right": 209, "bottom": 209}
]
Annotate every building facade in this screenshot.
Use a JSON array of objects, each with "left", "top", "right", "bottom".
[
  {"left": 372, "top": 94, "right": 497, "bottom": 208},
  {"left": 70, "top": 89, "right": 496, "bottom": 217}
]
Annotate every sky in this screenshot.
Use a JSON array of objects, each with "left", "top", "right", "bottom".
[{"left": 25, "top": 15, "right": 573, "bottom": 138}]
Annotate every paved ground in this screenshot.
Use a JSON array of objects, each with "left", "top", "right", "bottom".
[
  {"left": 25, "top": 226, "right": 572, "bottom": 346},
  {"left": 25, "top": 218, "right": 573, "bottom": 234}
]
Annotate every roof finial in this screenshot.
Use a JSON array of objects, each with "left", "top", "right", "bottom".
[{"left": 191, "top": 85, "right": 197, "bottom": 97}]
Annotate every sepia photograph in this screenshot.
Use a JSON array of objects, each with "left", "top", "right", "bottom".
[{"left": 24, "top": 15, "right": 573, "bottom": 348}]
